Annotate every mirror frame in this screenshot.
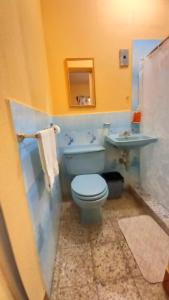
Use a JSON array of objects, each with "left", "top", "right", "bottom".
[{"left": 64, "top": 58, "right": 96, "bottom": 108}]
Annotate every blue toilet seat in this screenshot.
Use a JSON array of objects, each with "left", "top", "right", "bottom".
[
  {"left": 71, "top": 174, "right": 108, "bottom": 201},
  {"left": 72, "top": 188, "right": 108, "bottom": 201}
]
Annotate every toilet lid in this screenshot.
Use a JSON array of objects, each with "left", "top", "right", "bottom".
[{"left": 71, "top": 174, "right": 107, "bottom": 197}]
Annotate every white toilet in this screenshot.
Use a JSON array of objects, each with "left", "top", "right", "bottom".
[{"left": 64, "top": 145, "right": 109, "bottom": 224}]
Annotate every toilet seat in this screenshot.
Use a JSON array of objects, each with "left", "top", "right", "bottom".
[
  {"left": 72, "top": 187, "right": 108, "bottom": 201},
  {"left": 71, "top": 174, "right": 107, "bottom": 198},
  {"left": 72, "top": 189, "right": 108, "bottom": 210}
]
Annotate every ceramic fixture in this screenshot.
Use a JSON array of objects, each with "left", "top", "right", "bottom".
[
  {"left": 106, "top": 133, "right": 157, "bottom": 149},
  {"left": 64, "top": 145, "right": 108, "bottom": 224}
]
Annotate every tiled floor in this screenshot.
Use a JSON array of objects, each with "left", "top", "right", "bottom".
[{"left": 50, "top": 191, "right": 169, "bottom": 300}]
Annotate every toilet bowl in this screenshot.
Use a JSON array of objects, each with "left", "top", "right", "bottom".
[
  {"left": 64, "top": 145, "right": 109, "bottom": 224},
  {"left": 71, "top": 174, "right": 108, "bottom": 224}
]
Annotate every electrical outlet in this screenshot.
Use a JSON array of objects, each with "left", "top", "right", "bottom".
[{"left": 119, "top": 49, "right": 129, "bottom": 67}]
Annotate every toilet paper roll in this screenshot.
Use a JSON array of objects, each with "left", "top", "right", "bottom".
[{"left": 53, "top": 125, "right": 61, "bottom": 134}]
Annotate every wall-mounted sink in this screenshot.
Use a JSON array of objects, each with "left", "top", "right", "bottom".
[{"left": 105, "top": 134, "right": 157, "bottom": 149}]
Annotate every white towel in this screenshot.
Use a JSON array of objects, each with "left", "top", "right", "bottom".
[{"left": 37, "top": 128, "right": 59, "bottom": 191}]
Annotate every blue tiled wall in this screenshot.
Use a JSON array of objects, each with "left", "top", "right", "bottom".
[
  {"left": 10, "top": 101, "right": 62, "bottom": 294},
  {"left": 54, "top": 112, "right": 132, "bottom": 149},
  {"left": 53, "top": 112, "right": 140, "bottom": 200}
]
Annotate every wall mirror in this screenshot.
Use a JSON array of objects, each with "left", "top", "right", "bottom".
[{"left": 65, "top": 58, "right": 96, "bottom": 107}]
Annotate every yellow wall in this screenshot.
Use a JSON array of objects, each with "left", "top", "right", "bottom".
[
  {"left": 0, "top": 269, "right": 14, "bottom": 300},
  {"left": 0, "top": 0, "right": 52, "bottom": 113},
  {"left": 41, "top": 0, "right": 169, "bottom": 115},
  {"left": 0, "top": 0, "right": 51, "bottom": 299},
  {"left": 0, "top": 209, "right": 27, "bottom": 300}
]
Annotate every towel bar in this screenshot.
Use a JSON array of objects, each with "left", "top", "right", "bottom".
[{"left": 16, "top": 123, "right": 60, "bottom": 143}]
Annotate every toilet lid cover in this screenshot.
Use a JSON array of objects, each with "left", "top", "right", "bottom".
[{"left": 71, "top": 174, "right": 107, "bottom": 197}]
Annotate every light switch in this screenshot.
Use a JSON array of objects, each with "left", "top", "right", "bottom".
[{"left": 119, "top": 49, "right": 129, "bottom": 67}]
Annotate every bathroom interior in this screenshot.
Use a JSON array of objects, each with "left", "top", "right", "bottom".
[{"left": 1, "top": 0, "right": 169, "bottom": 299}]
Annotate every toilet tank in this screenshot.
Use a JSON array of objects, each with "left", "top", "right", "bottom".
[{"left": 64, "top": 145, "right": 105, "bottom": 175}]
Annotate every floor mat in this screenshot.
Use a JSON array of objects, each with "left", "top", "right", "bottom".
[{"left": 118, "top": 215, "right": 169, "bottom": 283}]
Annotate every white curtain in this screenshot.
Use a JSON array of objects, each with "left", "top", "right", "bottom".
[{"left": 140, "top": 38, "right": 169, "bottom": 209}]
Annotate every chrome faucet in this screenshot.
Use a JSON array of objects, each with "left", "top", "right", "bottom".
[{"left": 122, "top": 130, "right": 131, "bottom": 138}]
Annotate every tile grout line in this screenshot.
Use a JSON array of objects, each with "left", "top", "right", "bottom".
[{"left": 89, "top": 238, "right": 100, "bottom": 300}]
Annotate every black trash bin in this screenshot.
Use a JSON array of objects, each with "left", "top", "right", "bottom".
[{"left": 101, "top": 172, "right": 124, "bottom": 199}]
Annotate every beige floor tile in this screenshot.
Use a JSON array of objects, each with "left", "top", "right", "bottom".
[
  {"left": 92, "top": 242, "right": 130, "bottom": 283},
  {"left": 97, "top": 278, "right": 141, "bottom": 300},
  {"left": 61, "top": 201, "right": 80, "bottom": 222},
  {"left": 120, "top": 241, "right": 141, "bottom": 277},
  {"left": 115, "top": 205, "right": 145, "bottom": 219},
  {"left": 58, "top": 244, "right": 94, "bottom": 288},
  {"left": 111, "top": 219, "right": 126, "bottom": 241},
  {"left": 104, "top": 192, "right": 139, "bottom": 210},
  {"left": 56, "top": 284, "right": 98, "bottom": 300},
  {"left": 135, "top": 277, "right": 169, "bottom": 300},
  {"left": 103, "top": 204, "right": 118, "bottom": 221},
  {"left": 58, "top": 220, "right": 89, "bottom": 248},
  {"left": 103, "top": 193, "right": 145, "bottom": 220},
  {"left": 89, "top": 219, "right": 124, "bottom": 246},
  {"left": 102, "top": 210, "right": 115, "bottom": 225}
]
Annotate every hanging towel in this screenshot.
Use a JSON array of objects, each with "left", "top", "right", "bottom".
[{"left": 37, "top": 127, "right": 59, "bottom": 191}]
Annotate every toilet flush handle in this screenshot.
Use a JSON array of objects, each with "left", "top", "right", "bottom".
[{"left": 103, "top": 122, "right": 111, "bottom": 128}]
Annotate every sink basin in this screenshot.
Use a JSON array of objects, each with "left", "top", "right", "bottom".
[{"left": 105, "top": 134, "right": 157, "bottom": 148}]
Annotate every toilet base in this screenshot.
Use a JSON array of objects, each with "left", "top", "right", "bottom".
[{"left": 80, "top": 207, "right": 102, "bottom": 224}]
